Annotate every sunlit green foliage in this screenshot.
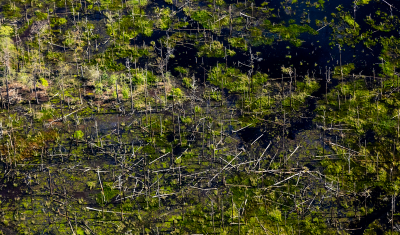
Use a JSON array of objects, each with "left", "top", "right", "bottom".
[
  {"left": 197, "top": 41, "right": 235, "bottom": 58},
  {"left": 34, "top": 10, "right": 48, "bottom": 20},
  {"left": 191, "top": 9, "right": 229, "bottom": 30},
  {"left": 0, "top": 26, "right": 14, "bottom": 36},
  {"left": 264, "top": 20, "right": 318, "bottom": 47},
  {"left": 228, "top": 37, "right": 248, "bottom": 51},
  {"left": 333, "top": 63, "right": 355, "bottom": 77},
  {"left": 155, "top": 7, "right": 172, "bottom": 30},
  {"left": 2, "top": 3, "right": 21, "bottom": 18},
  {"left": 73, "top": 130, "right": 84, "bottom": 140},
  {"left": 39, "top": 78, "right": 49, "bottom": 87},
  {"left": 283, "top": 75, "right": 320, "bottom": 107}
]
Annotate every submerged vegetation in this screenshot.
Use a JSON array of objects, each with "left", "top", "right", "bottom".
[{"left": 0, "top": 0, "right": 399, "bottom": 234}]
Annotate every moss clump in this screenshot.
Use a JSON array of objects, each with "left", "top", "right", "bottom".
[
  {"left": 73, "top": 130, "right": 84, "bottom": 140},
  {"left": 50, "top": 17, "right": 67, "bottom": 26},
  {"left": 182, "top": 77, "right": 193, "bottom": 89},
  {"left": 39, "top": 78, "right": 49, "bottom": 87},
  {"left": 333, "top": 63, "right": 355, "bottom": 77},
  {"left": 155, "top": 8, "right": 172, "bottom": 30},
  {"left": 264, "top": 20, "right": 318, "bottom": 47},
  {"left": 228, "top": 37, "right": 248, "bottom": 51},
  {"left": 197, "top": 41, "right": 235, "bottom": 58},
  {"left": 191, "top": 10, "right": 229, "bottom": 30},
  {"left": 208, "top": 66, "right": 268, "bottom": 93},
  {"left": 2, "top": 3, "right": 22, "bottom": 19},
  {"left": 34, "top": 11, "right": 48, "bottom": 21}
]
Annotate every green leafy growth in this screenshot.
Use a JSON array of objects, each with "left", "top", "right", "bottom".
[
  {"left": 333, "top": 63, "right": 355, "bottom": 77},
  {"left": 174, "top": 66, "right": 188, "bottom": 76},
  {"left": 39, "top": 78, "right": 49, "bottom": 87},
  {"left": 155, "top": 7, "right": 172, "bottom": 30},
  {"left": 35, "top": 11, "right": 48, "bottom": 21},
  {"left": 195, "top": 106, "right": 202, "bottom": 113},
  {"left": 107, "top": 12, "right": 153, "bottom": 40},
  {"left": 264, "top": 20, "right": 318, "bottom": 47},
  {"left": 2, "top": 4, "right": 21, "bottom": 19},
  {"left": 268, "top": 208, "right": 282, "bottom": 222},
  {"left": 283, "top": 75, "right": 320, "bottom": 107},
  {"left": 51, "top": 17, "right": 67, "bottom": 26},
  {"left": 228, "top": 37, "right": 248, "bottom": 51},
  {"left": 0, "top": 26, "right": 14, "bottom": 36},
  {"left": 96, "top": 183, "right": 119, "bottom": 206},
  {"left": 170, "top": 88, "right": 183, "bottom": 99},
  {"left": 191, "top": 10, "right": 229, "bottom": 30},
  {"left": 248, "top": 27, "right": 274, "bottom": 46},
  {"left": 127, "top": 0, "right": 149, "bottom": 7},
  {"left": 379, "top": 36, "right": 400, "bottom": 77},
  {"left": 46, "top": 51, "right": 64, "bottom": 63},
  {"left": 208, "top": 66, "right": 268, "bottom": 93},
  {"left": 356, "top": 0, "right": 371, "bottom": 5},
  {"left": 343, "top": 14, "right": 359, "bottom": 29},
  {"left": 197, "top": 41, "right": 235, "bottom": 58},
  {"left": 122, "top": 86, "right": 130, "bottom": 99},
  {"left": 73, "top": 130, "right": 84, "bottom": 140},
  {"left": 191, "top": 10, "right": 213, "bottom": 29},
  {"left": 182, "top": 77, "right": 192, "bottom": 89}
]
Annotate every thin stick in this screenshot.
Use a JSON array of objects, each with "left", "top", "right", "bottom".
[
  {"left": 208, "top": 151, "right": 243, "bottom": 184},
  {"left": 149, "top": 152, "right": 170, "bottom": 165},
  {"left": 285, "top": 145, "right": 301, "bottom": 164},
  {"left": 232, "top": 123, "right": 253, "bottom": 133},
  {"left": 254, "top": 141, "right": 271, "bottom": 169}
]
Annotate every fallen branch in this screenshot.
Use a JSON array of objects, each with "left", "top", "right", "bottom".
[
  {"left": 251, "top": 134, "right": 264, "bottom": 145},
  {"left": 316, "top": 23, "right": 331, "bottom": 32},
  {"left": 47, "top": 106, "right": 87, "bottom": 126},
  {"left": 208, "top": 151, "right": 243, "bottom": 184},
  {"left": 149, "top": 152, "right": 170, "bottom": 165},
  {"left": 253, "top": 141, "right": 271, "bottom": 169},
  {"left": 285, "top": 144, "right": 301, "bottom": 163},
  {"left": 232, "top": 124, "right": 253, "bottom": 133},
  {"left": 272, "top": 171, "right": 304, "bottom": 186}
]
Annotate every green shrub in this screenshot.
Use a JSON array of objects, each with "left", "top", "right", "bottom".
[
  {"left": 86, "top": 181, "right": 96, "bottom": 190},
  {"left": 174, "top": 66, "right": 188, "bottom": 75},
  {"left": 228, "top": 37, "right": 247, "bottom": 51},
  {"left": 0, "top": 26, "right": 13, "bottom": 36},
  {"left": 170, "top": 88, "right": 183, "bottom": 99},
  {"left": 268, "top": 208, "right": 282, "bottom": 222},
  {"left": 182, "top": 77, "right": 192, "bottom": 88},
  {"left": 3, "top": 4, "right": 21, "bottom": 19},
  {"left": 182, "top": 117, "right": 192, "bottom": 124},
  {"left": 195, "top": 106, "right": 202, "bottom": 113},
  {"left": 333, "top": 63, "right": 355, "bottom": 77},
  {"left": 39, "top": 78, "right": 49, "bottom": 87},
  {"left": 73, "top": 130, "right": 84, "bottom": 140},
  {"left": 122, "top": 86, "right": 130, "bottom": 99},
  {"left": 35, "top": 11, "right": 48, "bottom": 21},
  {"left": 197, "top": 41, "right": 235, "bottom": 58}
]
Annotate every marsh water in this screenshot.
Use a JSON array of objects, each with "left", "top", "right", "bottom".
[{"left": 0, "top": 0, "right": 399, "bottom": 234}]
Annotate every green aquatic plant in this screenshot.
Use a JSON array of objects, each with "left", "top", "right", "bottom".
[
  {"left": 197, "top": 41, "right": 235, "bottom": 58},
  {"left": 264, "top": 20, "right": 318, "bottom": 46},
  {"left": 0, "top": 26, "right": 14, "bottom": 36},
  {"left": 2, "top": 3, "right": 22, "bottom": 19},
  {"left": 34, "top": 10, "right": 48, "bottom": 21},
  {"left": 182, "top": 77, "right": 193, "bottom": 89},
  {"left": 87, "top": 181, "right": 97, "bottom": 190},
  {"left": 39, "top": 78, "right": 49, "bottom": 87},
  {"left": 228, "top": 37, "right": 248, "bottom": 51},
  {"left": 333, "top": 63, "right": 355, "bottom": 78},
  {"left": 73, "top": 130, "right": 84, "bottom": 140},
  {"left": 155, "top": 7, "right": 172, "bottom": 30}
]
